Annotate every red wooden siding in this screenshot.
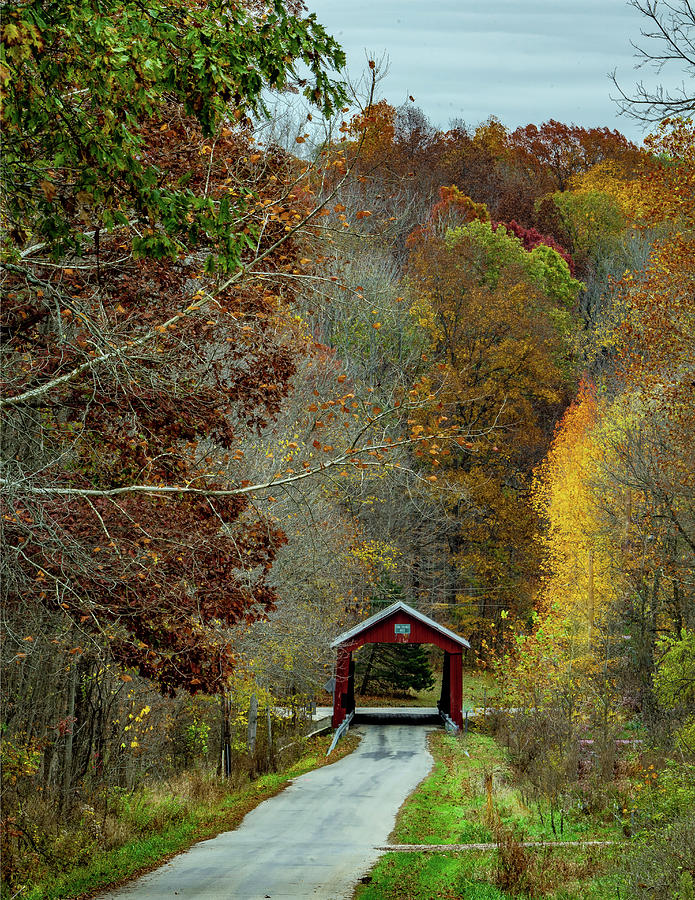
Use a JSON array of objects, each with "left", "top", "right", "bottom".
[{"left": 336, "top": 609, "right": 463, "bottom": 655}]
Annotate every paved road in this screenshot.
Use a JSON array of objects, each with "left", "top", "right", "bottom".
[{"left": 99, "top": 724, "right": 434, "bottom": 900}]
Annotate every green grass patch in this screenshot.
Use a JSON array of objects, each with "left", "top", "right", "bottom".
[
  {"left": 19, "top": 733, "right": 359, "bottom": 900},
  {"left": 392, "top": 732, "right": 506, "bottom": 844},
  {"left": 357, "top": 851, "right": 505, "bottom": 900},
  {"left": 356, "top": 848, "right": 622, "bottom": 900},
  {"left": 461, "top": 671, "right": 501, "bottom": 709},
  {"left": 355, "top": 729, "right": 622, "bottom": 899}
]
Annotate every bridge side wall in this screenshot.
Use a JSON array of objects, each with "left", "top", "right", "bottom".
[
  {"left": 332, "top": 647, "right": 352, "bottom": 728},
  {"left": 449, "top": 653, "right": 463, "bottom": 728}
]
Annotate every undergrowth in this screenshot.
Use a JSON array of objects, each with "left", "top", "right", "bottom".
[
  {"left": 355, "top": 729, "right": 621, "bottom": 899},
  {"left": 3, "top": 733, "right": 359, "bottom": 900}
]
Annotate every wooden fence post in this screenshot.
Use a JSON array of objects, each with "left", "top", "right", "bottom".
[{"left": 266, "top": 706, "right": 273, "bottom": 768}]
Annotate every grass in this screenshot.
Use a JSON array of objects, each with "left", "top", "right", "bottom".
[
  {"left": 356, "top": 669, "right": 500, "bottom": 709},
  {"left": 460, "top": 671, "right": 501, "bottom": 709},
  {"left": 393, "top": 732, "right": 507, "bottom": 845},
  {"left": 17, "top": 733, "right": 359, "bottom": 900},
  {"left": 357, "top": 851, "right": 506, "bottom": 900},
  {"left": 354, "top": 729, "right": 623, "bottom": 899}
]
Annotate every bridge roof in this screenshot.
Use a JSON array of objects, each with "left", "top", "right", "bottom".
[{"left": 330, "top": 600, "right": 470, "bottom": 650}]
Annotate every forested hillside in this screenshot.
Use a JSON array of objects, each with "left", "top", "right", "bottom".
[{"left": 1, "top": 0, "right": 693, "bottom": 896}]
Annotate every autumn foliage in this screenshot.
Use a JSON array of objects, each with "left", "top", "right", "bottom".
[{"left": 2, "top": 2, "right": 694, "bottom": 892}]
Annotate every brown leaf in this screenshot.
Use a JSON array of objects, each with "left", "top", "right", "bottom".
[{"left": 40, "top": 179, "right": 57, "bottom": 202}]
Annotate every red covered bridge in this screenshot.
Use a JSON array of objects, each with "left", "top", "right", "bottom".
[{"left": 330, "top": 600, "right": 470, "bottom": 730}]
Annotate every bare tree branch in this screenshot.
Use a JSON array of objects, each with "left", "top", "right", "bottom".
[{"left": 611, "top": 0, "right": 695, "bottom": 122}]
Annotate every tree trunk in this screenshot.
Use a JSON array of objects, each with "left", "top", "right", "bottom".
[
  {"left": 587, "top": 548, "right": 595, "bottom": 644},
  {"left": 218, "top": 691, "right": 231, "bottom": 778},
  {"left": 266, "top": 707, "right": 273, "bottom": 770},
  {"left": 359, "top": 644, "right": 377, "bottom": 695},
  {"left": 60, "top": 659, "right": 78, "bottom": 815},
  {"left": 247, "top": 693, "right": 258, "bottom": 754}
]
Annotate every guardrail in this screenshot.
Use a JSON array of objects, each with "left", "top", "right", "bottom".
[
  {"left": 439, "top": 710, "right": 459, "bottom": 733},
  {"left": 278, "top": 717, "right": 332, "bottom": 754},
  {"left": 326, "top": 710, "right": 354, "bottom": 756}
]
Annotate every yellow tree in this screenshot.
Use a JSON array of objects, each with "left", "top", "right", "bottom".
[{"left": 533, "top": 387, "right": 622, "bottom": 653}]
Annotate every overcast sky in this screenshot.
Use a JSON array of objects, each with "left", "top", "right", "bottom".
[{"left": 307, "top": 0, "right": 650, "bottom": 142}]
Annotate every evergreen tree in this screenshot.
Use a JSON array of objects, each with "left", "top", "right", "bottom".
[{"left": 355, "top": 579, "right": 435, "bottom": 696}]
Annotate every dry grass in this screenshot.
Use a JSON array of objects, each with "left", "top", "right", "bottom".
[
  {"left": 3, "top": 732, "right": 360, "bottom": 900},
  {"left": 494, "top": 823, "right": 607, "bottom": 897}
]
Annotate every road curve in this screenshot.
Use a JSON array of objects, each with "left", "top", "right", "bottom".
[{"left": 99, "top": 724, "right": 434, "bottom": 900}]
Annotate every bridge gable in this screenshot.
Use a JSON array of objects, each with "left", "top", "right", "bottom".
[{"left": 330, "top": 600, "right": 469, "bottom": 654}]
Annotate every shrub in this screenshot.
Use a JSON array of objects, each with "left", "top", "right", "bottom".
[
  {"left": 495, "top": 824, "right": 532, "bottom": 896},
  {"left": 623, "top": 817, "right": 695, "bottom": 899}
]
